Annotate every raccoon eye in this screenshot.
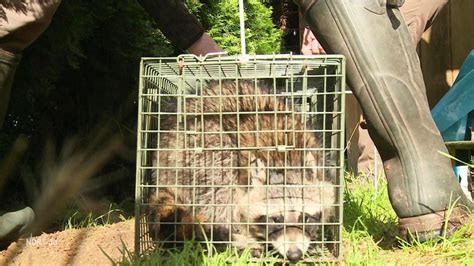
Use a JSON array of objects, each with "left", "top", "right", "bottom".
[
  {"left": 302, "top": 213, "right": 321, "bottom": 223},
  {"left": 270, "top": 216, "right": 284, "bottom": 223}
]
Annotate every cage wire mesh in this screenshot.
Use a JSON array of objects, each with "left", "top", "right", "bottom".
[{"left": 135, "top": 54, "right": 345, "bottom": 263}]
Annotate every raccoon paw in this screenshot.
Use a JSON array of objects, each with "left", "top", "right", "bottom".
[
  {"left": 250, "top": 245, "right": 263, "bottom": 258},
  {"left": 232, "top": 233, "right": 263, "bottom": 257},
  {"left": 235, "top": 244, "right": 263, "bottom": 258}
]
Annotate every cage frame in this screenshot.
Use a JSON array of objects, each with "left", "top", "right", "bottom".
[{"left": 135, "top": 53, "right": 346, "bottom": 263}]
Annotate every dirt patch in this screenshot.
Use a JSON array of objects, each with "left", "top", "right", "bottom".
[{"left": 0, "top": 220, "right": 134, "bottom": 265}]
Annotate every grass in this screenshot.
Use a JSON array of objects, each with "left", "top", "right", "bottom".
[
  {"left": 63, "top": 202, "right": 131, "bottom": 230},
  {"left": 112, "top": 172, "right": 473, "bottom": 265},
  {"left": 343, "top": 173, "right": 473, "bottom": 265},
  {"left": 113, "top": 240, "right": 283, "bottom": 266}
]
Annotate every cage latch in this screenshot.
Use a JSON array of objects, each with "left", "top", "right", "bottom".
[{"left": 277, "top": 145, "right": 288, "bottom": 152}]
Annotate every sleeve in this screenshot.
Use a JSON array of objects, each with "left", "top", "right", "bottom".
[{"left": 137, "top": 0, "right": 205, "bottom": 50}]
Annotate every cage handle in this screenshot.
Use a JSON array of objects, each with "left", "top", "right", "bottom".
[
  {"left": 239, "top": 0, "right": 249, "bottom": 63},
  {"left": 177, "top": 52, "right": 227, "bottom": 64}
]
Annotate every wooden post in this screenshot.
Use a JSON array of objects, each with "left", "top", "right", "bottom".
[{"left": 419, "top": 0, "right": 474, "bottom": 108}]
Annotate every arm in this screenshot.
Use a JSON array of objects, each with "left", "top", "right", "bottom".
[
  {"left": 300, "top": 27, "right": 325, "bottom": 55},
  {"left": 137, "top": 0, "right": 222, "bottom": 55}
]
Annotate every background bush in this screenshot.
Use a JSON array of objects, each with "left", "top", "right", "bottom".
[{"left": 0, "top": 0, "right": 283, "bottom": 228}]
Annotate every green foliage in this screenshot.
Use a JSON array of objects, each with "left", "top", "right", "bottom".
[
  {"left": 5, "top": 0, "right": 173, "bottom": 138},
  {"left": 343, "top": 172, "right": 398, "bottom": 246},
  {"left": 0, "top": 0, "right": 284, "bottom": 225},
  {"left": 62, "top": 201, "right": 132, "bottom": 230},
  {"left": 115, "top": 240, "right": 282, "bottom": 266},
  {"left": 0, "top": 0, "right": 173, "bottom": 211},
  {"left": 190, "top": 0, "right": 283, "bottom": 55}
]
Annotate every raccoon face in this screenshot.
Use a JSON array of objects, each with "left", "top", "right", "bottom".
[
  {"left": 237, "top": 156, "right": 335, "bottom": 262},
  {"left": 251, "top": 211, "right": 323, "bottom": 263}
]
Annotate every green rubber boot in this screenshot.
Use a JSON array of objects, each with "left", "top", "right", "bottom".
[
  {"left": 0, "top": 207, "right": 35, "bottom": 249},
  {"left": 296, "top": 0, "right": 473, "bottom": 241},
  {"left": 0, "top": 49, "right": 21, "bottom": 128}
]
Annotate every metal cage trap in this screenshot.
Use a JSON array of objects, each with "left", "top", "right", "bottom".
[{"left": 135, "top": 53, "right": 345, "bottom": 263}]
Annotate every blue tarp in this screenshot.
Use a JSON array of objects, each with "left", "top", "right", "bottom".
[{"left": 432, "top": 50, "right": 474, "bottom": 141}]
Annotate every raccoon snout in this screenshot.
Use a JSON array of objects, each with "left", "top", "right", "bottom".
[
  {"left": 272, "top": 227, "right": 310, "bottom": 262},
  {"left": 286, "top": 248, "right": 303, "bottom": 263}
]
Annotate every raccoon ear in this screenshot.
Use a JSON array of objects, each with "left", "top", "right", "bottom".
[{"left": 250, "top": 157, "right": 266, "bottom": 186}]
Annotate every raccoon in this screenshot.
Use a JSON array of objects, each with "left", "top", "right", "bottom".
[
  {"left": 148, "top": 80, "right": 336, "bottom": 261},
  {"left": 236, "top": 155, "right": 335, "bottom": 262}
]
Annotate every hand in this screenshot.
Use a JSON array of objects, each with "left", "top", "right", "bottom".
[
  {"left": 187, "top": 32, "right": 224, "bottom": 56},
  {"left": 301, "top": 27, "right": 325, "bottom": 55}
]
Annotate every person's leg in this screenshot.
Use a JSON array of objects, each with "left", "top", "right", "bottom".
[
  {"left": 0, "top": 0, "right": 62, "bottom": 53},
  {"left": 0, "top": 0, "right": 61, "bottom": 127},
  {"left": 356, "top": 120, "right": 381, "bottom": 177},
  {"left": 300, "top": 25, "right": 383, "bottom": 178},
  {"left": 345, "top": 93, "right": 360, "bottom": 174},
  {"left": 346, "top": 93, "right": 382, "bottom": 178},
  {"left": 400, "top": 0, "right": 450, "bottom": 109},
  {"left": 0, "top": 0, "right": 61, "bottom": 248},
  {"left": 0, "top": 50, "right": 21, "bottom": 127},
  {"left": 400, "top": 0, "right": 449, "bottom": 47},
  {"left": 297, "top": 0, "right": 472, "bottom": 240},
  {"left": 347, "top": 0, "right": 450, "bottom": 179}
]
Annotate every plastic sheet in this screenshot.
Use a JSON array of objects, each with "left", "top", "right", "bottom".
[{"left": 432, "top": 50, "right": 474, "bottom": 141}]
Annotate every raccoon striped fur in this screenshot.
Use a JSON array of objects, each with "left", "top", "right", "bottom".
[{"left": 148, "top": 80, "right": 336, "bottom": 262}]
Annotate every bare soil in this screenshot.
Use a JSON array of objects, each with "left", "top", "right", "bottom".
[
  {"left": 0, "top": 220, "right": 134, "bottom": 266},
  {"left": 1, "top": 217, "right": 472, "bottom": 265}
]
